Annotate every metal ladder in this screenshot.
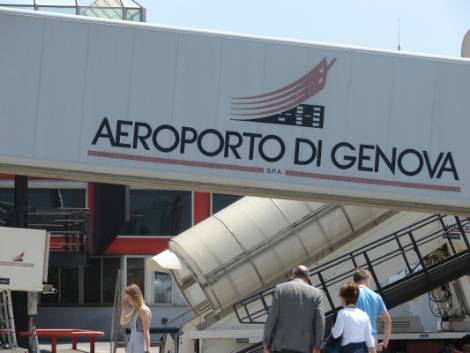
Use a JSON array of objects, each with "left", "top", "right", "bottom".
[
  {"left": 234, "top": 214, "right": 470, "bottom": 324},
  {"left": 0, "top": 290, "right": 17, "bottom": 349}
]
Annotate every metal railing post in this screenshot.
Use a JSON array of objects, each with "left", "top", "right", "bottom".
[{"left": 454, "top": 217, "right": 470, "bottom": 250}]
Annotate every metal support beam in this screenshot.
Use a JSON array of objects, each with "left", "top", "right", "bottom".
[{"left": 13, "top": 175, "right": 29, "bottom": 348}]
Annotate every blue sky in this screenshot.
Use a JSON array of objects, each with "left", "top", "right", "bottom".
[{"left": 137, "top": 0, "right": 470, "bottom": 58}]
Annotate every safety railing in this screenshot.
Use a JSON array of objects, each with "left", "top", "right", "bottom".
[
  {"left": 234, "top": 214, "right": 470, "bottom": 324},
  {"left": 0, "top": 206, "right": 89, "bottom": 252}
]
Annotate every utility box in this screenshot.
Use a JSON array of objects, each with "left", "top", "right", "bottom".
[{"left": 0, "top": 227, "right": 49, "bottom": 292}]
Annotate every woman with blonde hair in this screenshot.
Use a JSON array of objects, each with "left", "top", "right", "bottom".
[{"left": 120, "top": 284, "right": 152, "bottom": 353}]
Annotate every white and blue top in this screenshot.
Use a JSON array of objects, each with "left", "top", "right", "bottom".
[{"left": 331, "top": 306, "right": 375, "bottom": 348}]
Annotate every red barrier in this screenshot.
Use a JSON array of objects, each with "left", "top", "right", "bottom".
[{"left": 20, "top": 329, "right": 105, "bottom": 353}]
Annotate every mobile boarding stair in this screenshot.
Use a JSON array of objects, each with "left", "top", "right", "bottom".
[{"left": 232, "top": 215, "right": 470, "bottom": 353}]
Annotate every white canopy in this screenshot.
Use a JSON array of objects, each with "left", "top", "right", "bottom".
[{"left": 148, "top": 249, "right": 182, "bottom": 273}]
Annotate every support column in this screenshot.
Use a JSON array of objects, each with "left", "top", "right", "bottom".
[
  {"left": 13, "top": 175, "right": 29, "bottom": 348},
  {"left": 193, "top": 192, "right": 211, "bottom": 225}
]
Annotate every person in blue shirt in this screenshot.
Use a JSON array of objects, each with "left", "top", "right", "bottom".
[{"left": 353, "top": 268, "right": 392, "bottom": 351}]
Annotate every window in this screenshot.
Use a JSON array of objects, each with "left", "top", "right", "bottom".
[
  {"left": 0, "top": 188, "right": 85, "bottom": 209},
  {"left": 39, "top": 256, "right": 187, "bottom": 307},
  {"left": 126, "top": 257, "right": 145, "bottom": 294},
  {"left": 153, "top": 272, "right": 172, "bottom": 304},
  {"left": 0, "top": 188, "right": 13, "bottom": 204},
  {"left": 120, "top": 190, "right": 191, "bottom": 236},
  {"left": 212, "top": 193, "right": 242, "bottom": 214},
  {"left": 152, "top": 271, "right": 186, "bottom": 306},
  {"left": 102, "top": 258, "right": 121, "bottom": 304},
  {"left": 60, "top": 267, "right": 79, "bottom": 304},
  {"left": 40, "top": 257, "right": 121, "bottom": 305},
  {"left": 29, "top": 189, "right": 86, "bottom": 208},
  {"left": 84, "top": 259, "right": 101, "bottom": 304}
]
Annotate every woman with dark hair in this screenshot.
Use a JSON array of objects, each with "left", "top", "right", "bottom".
[
  {"left": 331, "top": 282, "right": 377, "bottom": 353},
  {"left": 120, "top": 284, "right": 152, "bottom": 353}
]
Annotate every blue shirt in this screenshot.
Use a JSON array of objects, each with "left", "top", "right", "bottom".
[{"left": 356, "top": 285, "right": 387, "bottom": 336}]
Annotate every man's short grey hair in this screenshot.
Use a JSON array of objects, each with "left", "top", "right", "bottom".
[{"left": 292, "top": 265, "right": 311, "bottom": 285}]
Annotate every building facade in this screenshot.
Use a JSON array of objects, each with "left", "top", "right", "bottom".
[{"left": 0, "top": 174, "right": 241, "bottom": 335}]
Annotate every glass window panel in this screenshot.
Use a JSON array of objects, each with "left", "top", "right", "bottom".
[
  {"left": 126, "top": 9, "right": 141, "bottom": 21},
  {"left": 121, "top": 190, "right": 191, "bottom": 236},
  {"left": 60, "top": 267, "right": 79, "bottom": 304},
  {"left": 80, "top": 6, "right": 123, "bottom": 19},
  {"left": 40, "top": 267, "right": 59, "bottom": 304},
  {"left": 28, "top": 189, "right": 85, "bottom": 208},
  {"left": 37, "top": 6, "right": 77, "bottom": 14},
  {"left": 77, "top": 0, "right": 96, "bottom": 6},
  {"left": 103, "top": 257, "right": 121, "bottom": 303},
  {"left": 0, "top": 0, "right": 34, "bottom": 5},
  {"left": 36, "top": 0, "right": 76, "bottom": 6},
  {"left": 126, "top": 258, "right": 145, "bottom": 296},
  {"left": 1, "top": 5, "right": 35, "bottom": 9},
  {"left": 91, "top": 0, "right": 120, "bottom": 7},
  {"left": 0, "top": 188, "right": 14, "bottom": 203},
  {"left": 0, "top": 189, "right": 14, "bottom": 223},
  {"left": 84, "top": 258, "right": 101, "bottom": 304},
  {"left": 212, "top": 194, "right": 242, "bottom": 214},
  {"left": 153, "top": 272, "right": 172, "bottom": 304},
  {"left": 120, "top": 0, "right": 140, "bottom": 9}
]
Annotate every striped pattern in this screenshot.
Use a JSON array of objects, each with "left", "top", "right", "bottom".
[{"left": 231, "top": 57, "right": 336, "bottom": 117}]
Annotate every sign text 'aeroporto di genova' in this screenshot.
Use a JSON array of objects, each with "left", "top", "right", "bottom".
[{"left": 90, "top": 57, "right": 460, "bottom": 194}]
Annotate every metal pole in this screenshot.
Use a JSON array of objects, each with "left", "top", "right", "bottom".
[{"left": 13, "top": 176, "right": 29, "bottom": 349}]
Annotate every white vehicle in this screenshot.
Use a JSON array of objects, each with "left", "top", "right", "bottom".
[{"left": 1, "top": 8, "right": 470, "bottom": 353}]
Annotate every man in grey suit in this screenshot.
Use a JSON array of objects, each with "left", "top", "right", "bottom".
[{"left": 263, "top": 265, "right": 325, "bottom": 353}]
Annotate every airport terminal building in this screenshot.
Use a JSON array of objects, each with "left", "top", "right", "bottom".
[{"left": 0, "top": 0, "right": 242, "bottom": 334}]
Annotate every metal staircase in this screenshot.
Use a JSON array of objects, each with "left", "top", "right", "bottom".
[
  {"left": 234, "top": 214, "right": 470, "bottom": 323},
  {"left": 232, "top": 215, "right": 470, "bottom": 353}
]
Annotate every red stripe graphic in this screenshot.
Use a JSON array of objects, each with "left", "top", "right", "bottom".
[
  {"left": 286, "top": 170, "right": 460, "bottom": 192},
  {"left": 88, "top": 150, "right": 264, "bottom": 173},
  {"left": 231, "top": 57, "right": 336, "bottom": 117}
]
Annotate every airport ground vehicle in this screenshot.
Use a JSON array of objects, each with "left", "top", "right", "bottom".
[
  {"left": 151, "top": 198, "right": 470, "bottom": 353},
  {"left": 1, "top": 7, "right": 470, "bottom": 353}
]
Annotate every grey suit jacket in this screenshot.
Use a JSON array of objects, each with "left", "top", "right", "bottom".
[{"left": 263, "top": 278, "right": 325, "bottom": 353}]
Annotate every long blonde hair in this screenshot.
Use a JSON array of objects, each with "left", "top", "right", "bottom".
[{"left": 125, "top": 284, "right": 145, "bottom": 309}]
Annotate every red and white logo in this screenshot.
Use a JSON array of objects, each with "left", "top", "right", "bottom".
[
  {"left": 231, "top": 57, "right": 336, "bottom": 128},
  {"left": 11, "top": 252, "right": 24, "bottom": 262}
]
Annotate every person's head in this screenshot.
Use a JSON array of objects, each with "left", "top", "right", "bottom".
[
  {"left": 291, "top": 265, "right": 312, "bottom": 285},
  {"left": 339, "top": 282, "right": 360, "bottom": 306},
  {"left": 124, "top": 284, "right": 145, "bottom": 309},
  {"left": 353, "top": 268, "right": 371, "bottom": 286}
]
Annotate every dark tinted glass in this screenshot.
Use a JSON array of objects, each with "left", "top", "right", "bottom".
[
  {"left": 29, "top": 189, "right": 85, "bottom": 208},
  {"left": 121, "top": 190, "right": 191, "bottom": 236},
  {"left": 60, "top": 267, "right": 79, "bottom": 304},
  {"left": 127, "top": 257, "right": 145, "bottom": 295},
  {"left": 103, "top": 258, "right": 121, "bottom": 303},
  {"left": 212, "top": 193, "right": 242, "bottom": 214},
  {"left": 84, "top": 258, "right": 101, "bottom": 303}
]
